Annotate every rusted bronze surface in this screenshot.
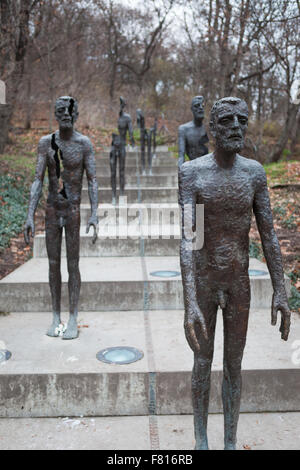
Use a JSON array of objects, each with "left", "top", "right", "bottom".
[
  {"left": 24, "top": 96, "right": 98, "bottom": 340},
  {"left": 179, "top": 97, "right": 291, "bottom": 450}
]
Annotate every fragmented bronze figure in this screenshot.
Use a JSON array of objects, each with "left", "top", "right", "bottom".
[
  {"left": 179, "top": 97, "right": 291, "bottom": 450},
  {"left": 111, "top": 96, "right": 134, "bottom": 203},
  {"left": 178, "top": 96, "right": 209, "bottom": 168},
  {"left": 24, "top": 96, "right": 98, "bottom": 340}
]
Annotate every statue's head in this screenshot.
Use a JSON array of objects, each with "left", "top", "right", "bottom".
[
  {"left": 209, "top": 97, "right": 248, "bottom": 153},
  {"left": 136, "top": 108, "right": 144, "bottom": 127},
  {"left": 191, "top": 96, "right": 205, "bottom": 120},
  {"left": 55, "top": 96, "right": 78, "bottom": 129},
  {"left": 120, "top": 96, "right": 126, "bottom": 111}
]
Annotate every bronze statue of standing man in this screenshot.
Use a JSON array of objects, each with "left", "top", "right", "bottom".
[
  {"left": 178, "top": 95, "right": 209, "bottom": 168},
  {"left": 24, "top": 96, "right": 98, "bottom": 340},
  {"left": 179, "top": 97, "right": 291, "bottom": 450}
]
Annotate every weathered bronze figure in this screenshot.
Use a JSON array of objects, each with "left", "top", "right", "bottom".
[
  {"left": 179, "top": 97, "right": 291, "bottom": 450},
  {"left": 110, "top": 132, "right": 123, "bottom": 205},
  {"left": 24, "top": 96, "right": 98, "bottom": 340},
  {"left": 178, "top": 96, "right": 209, "bottom": 168},
  {"left": 136, "top": 108, "right": 148, "bottom": 175},
  {"left": 112, "top": 96, "right": 134, "bottom": 201}
]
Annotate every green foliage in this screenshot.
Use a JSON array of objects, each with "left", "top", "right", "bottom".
[
  {"left": 272, "top": 203, "right": 297, "bottom": 230},
  {"left": 289, "top": 285, "right": 300, "bottom": 312},
  {"left": 282, "top": 148, "right": 292, "bottom": 161},
  {"left": 263, "top": 120, "right": 281, "bottom": 138},
  {"left": 0, "top": 174, "right": 30, "bottom": 252},
  {"left": 249, "top": 240, "right": 263, "bottom": 260}
]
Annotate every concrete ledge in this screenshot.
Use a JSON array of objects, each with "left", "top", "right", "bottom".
[
  {"left": 82, "top": 187, "right": 179, "bottom": 203},
  {"left": 0, "top": 257, "right": 291, "bottom": 311},
  {"left": 0, "top": 310, "right": 299, "bottom": 417},
  {"left": 95, "top": 174, "right": 178, "bottom": 188}
]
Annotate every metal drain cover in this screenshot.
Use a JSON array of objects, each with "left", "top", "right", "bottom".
[
  {"left": 0, "top": 350, "right": 12, "bottom": 363},
  {"left": 96, "top": 347, "right": 144, "bottom": 365},
  {"left": 248, "top": 269, "right": 268, "bottom": 276},
  {"left": 150, "top": 270, "right": 180, "bottom": 278}
]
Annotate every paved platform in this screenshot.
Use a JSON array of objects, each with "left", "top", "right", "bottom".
[
  {"left": 0, "top": 257, "right": 286, "bottom": 311},
  {"left": 0, "top": 412, "right": 299, "bottom": 450},
  {"left": 0, "top": 310, "right": 299, "bottom": 417}
]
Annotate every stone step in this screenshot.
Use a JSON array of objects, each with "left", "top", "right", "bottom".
[
  {"left": 95, "top": 166, "right": 177, "bottom": 176},
  {"left": 0, "top": 257, "right": 290, "bottom": 312},
  {"left": 0, "top": 309, "right": 299, "bottom": 418},
  {"left": 94, "top": 174, "right": 178, "bottom": 188},
  {"left": 83, "top": 187, "right": 179, "bottom": 204},
  {"left": 79, "top": 203, "right": 180, "bottom": 225},
  {"left": 33, "top": 226, "right": 180, "bottom": 257}
]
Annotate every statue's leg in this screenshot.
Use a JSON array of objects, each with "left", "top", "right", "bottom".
[
  {"left": 63, "top": 207, "right": 81, "bottom": 340},
  {"left": 222, "top": 277, "right": 250, "bottom": 450},
  {"left": 45, "top": 206, "right": 63, "bottom": 337},
  {"left": 193, "top": 284, "right": 218, "bottom": 450},
  {"left": 110, "top": 149, "right": 117, "bottom": 204},
  {"left": 141, "top": 134, "right": 145, "bottom": 174},
  {"left": 119, "top": 146, "right": 126, "bottom": 196},
  {"left": 147, "top": 132, "right": 152, "bottom": 173}
]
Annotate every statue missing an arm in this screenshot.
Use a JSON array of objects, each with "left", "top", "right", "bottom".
[
  {"left": 178, "top": 95, "right": 209, "bottom": 168},
  {"left": 179, "top": 97, "right": 291, "bottom": 450},
  {"left": 24, "top": 96, "right": 98, "bottom": 340}
]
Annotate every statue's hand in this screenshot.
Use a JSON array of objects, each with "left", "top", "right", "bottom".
[
  {"left": 271, "top": 290, "right": 291, "bottom": 341},
  {"left": 24, "top": 218, "right": 35, "bottom": 245},
  {"left": 86, "top": 215, "right": 98, "bottom": 244},
  {"left": 184, "top": 301, "right": 208, "bottom": 352}
]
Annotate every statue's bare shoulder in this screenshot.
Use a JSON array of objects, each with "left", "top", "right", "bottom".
[
  {"left": 179, "top": 121, "right": 194, "bottom": 133},
  {"left": 179, "top": 153, "right": 214, "bottom": 192}
]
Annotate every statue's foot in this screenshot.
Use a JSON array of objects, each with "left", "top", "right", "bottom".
[
  {"left": 46, "top": 315, "right": 61, "bottom": 337},
  {"left": 195, "top": 440, "right": 209, "bottom": 450},
  {"left": 142, "top": 170, "right": 146, "bottom": 176},
  {"left": 224, "top": 443, "right": 236, "bottom": 450},
  {"left": 63, "top": 318, "right": 78, "bottom": 340},
  {"left": 112, "top": 196, "right": 116, "bottom": 205},
  {"left": 148, "top": 169, "right": 153, "bottom": 176}
]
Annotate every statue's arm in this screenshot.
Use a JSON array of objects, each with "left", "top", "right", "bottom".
[
  {"left": 83, "top": 137, "right": 98, "bottom": 243},
  {"left": 24, "top": 137, "right": 47, "bottom": 243},
  {"left": 178, "top": 126, "right": 186, "bottom": 168},
  {"left": 253, "top": 164, "right": 290, "bottom": 340},
  {"left": 179, "top": 165, "right": 208, "bottom": 349}
]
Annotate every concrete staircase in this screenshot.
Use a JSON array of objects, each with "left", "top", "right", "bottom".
[{"left": 0, "top": 146, "right": 298, "bottom": 421}]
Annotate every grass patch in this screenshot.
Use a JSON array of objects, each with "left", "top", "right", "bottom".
[{"left": 0, "top": 174, "right": 30, "bottom": 252}]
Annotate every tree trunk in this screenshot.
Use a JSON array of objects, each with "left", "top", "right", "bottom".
[
  {"left": 0, "top": 104, "right": 12, "bottom": 153},
  {"left": 270, "top": 102, "right": 299, "bottom": 162}
]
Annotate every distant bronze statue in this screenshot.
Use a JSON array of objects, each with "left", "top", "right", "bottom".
[
  {"left": 179, "top": 97, "right": 291, "bottom": 450},
  {"left": 24, "top": 96, "right": 98, "bottom": 340},
  {"left": 178, "top": 96, "right": 209, "bottom": 167},
  {"left": 136, "top": 108, "right": 153, "bottom": 175},
  {"left": 111, "top": 96, "right": 134, "bottom": 202}
]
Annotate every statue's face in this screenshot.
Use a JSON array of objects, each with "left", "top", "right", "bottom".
[
  {"left": 191, "top": 97, "right": 204, "bottom": 120},
  {"left": 212, "top": 102, "right": 248, "bottom": 153},
  {"left": 55, "top": 97, "right": 78, "bottom": 129}
]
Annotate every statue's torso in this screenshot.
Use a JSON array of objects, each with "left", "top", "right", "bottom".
[
  {"left": 45, "top": 131, "right": 86, "bottom": 207},
  {"left": 118, "top": 113, "right": 132, "bottom": 143},
  {"left": 184, "top": 122, "right": 209, "bottom": 159},
  {"left": 187, "top": 154, "right": 256, "bottom": 278}
]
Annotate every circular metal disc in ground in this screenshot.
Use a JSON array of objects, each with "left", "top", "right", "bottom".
[
  {"left": 248, "top": 269, "right": 268, "bottom": 276},
  {"left": 0, "top": 350, "right": 12, "bottom": 363},
  {"left": 150, "top": 270, "right": 181, "bottom": 278},
  {"left": 96, "top": 346, "right": 144, "bottom": 365}
]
